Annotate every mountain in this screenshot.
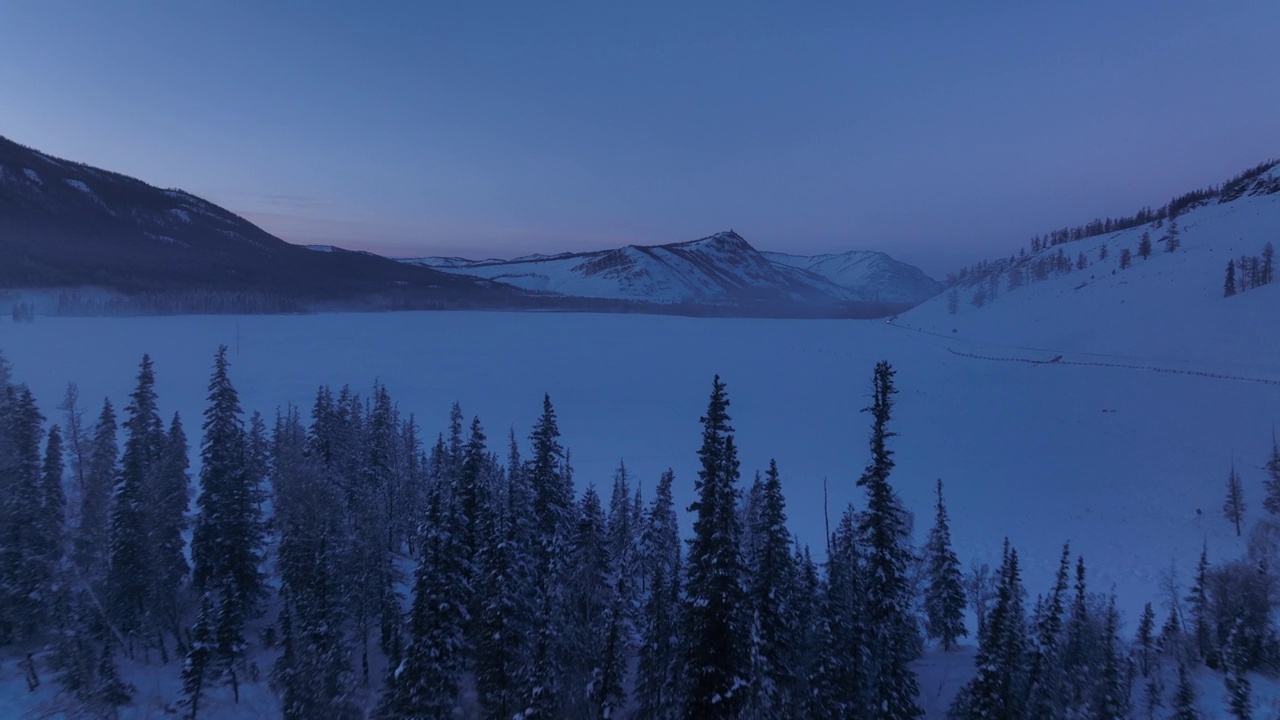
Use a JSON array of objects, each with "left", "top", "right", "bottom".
[
  {"left": 0, "top": 136, "right": 518, "bottom": 312},
  {"left": 400, "top": 230, "right": 940, "bottom": 311},
  {"left": 761, "top": 249, "right": 942, "bottom": 303}
]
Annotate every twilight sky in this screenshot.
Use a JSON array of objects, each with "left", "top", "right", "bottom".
[{"left": 1, "top": 2, "right": 1277, "bottom": 277}]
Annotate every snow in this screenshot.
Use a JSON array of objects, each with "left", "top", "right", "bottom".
[
  {"left": 0, "top": 179, "right": 1276, "bottom": 717},
  {"left": 23, "top": 168, "right": 42, "bottom": 185},
  {"left": 397, "top": 231, "right": 939, "bottom": 305},
  {"left": 168, "top": 208, "right": 192, "bottom": 224},
  {"left": 304, "top": 244, "right": 338, "bottom": 252},
  {"left": 62, "top": 178, "right": 93, "bottom": 194}
]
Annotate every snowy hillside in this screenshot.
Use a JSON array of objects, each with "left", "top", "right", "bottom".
[
  {"left": 400, "top": 230, "right": 940, "bottom": 307},
  {"left": 763, "top": 248, "right": 943, "bottom": 303}
]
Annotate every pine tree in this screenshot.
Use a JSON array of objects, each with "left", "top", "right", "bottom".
[
  {"left": 1095, "top": 597, "right": 1131, "bottom": 720},
  {"left": 1025, "top": 544, "right": 1070, "bottom": 720},
  {"left": 526, "top": 394, "right": 575, "bottom": 719},
  {"left": 924, "top": 478, "right": 967, "bottom": 651},
  {"left": 181, "top": 596, "right": 215, "bottom": 720},
  {"left": 271, "top": 407, "right": 357, "bottom": 720},
  {"left": 190, "top": 346, "right": 264, "bottom": 689},
  {"left": 1138, "top": 232, "right": 1153, "bottom": 259},
  {"left": 682, "top": 376, "right": 751, "bottom": 719},
  {"left": 75, "top": 398, "right": 118, "bottom": 586},
  {"left": 149, "top": 413, "right": 191, "bottom": 647},
  {"left": 1165, "top": 215, "right": 1181, "bottom": 252},
  {"left": 1262, "top": 242, "right": 1275, "bottom": 285},
  {"left": 1263, "top": 431, "right": 1280, "bottom": 516},
  {"left": 814, "top": 508, "right": 869, "bottom": 718},
  {"left": 747, "top": 459, "right": 798, "bottom": 717},
  {"left": 109, "top": 355, "right": 168, "bottom": 647},
  {"left": 1224, "top": 460, "right": 1245, "bottom": 537},
  {"left": 1187, "top": 545, "right": 1213, "bottom": 665},
  {"left": 39, "top": 423, "right": 67, "bottom": 582},
  {"left": 1224, "top": 620, "right": 1254, "bottom": 720},
  {"left": 1, "top": 385, "right": 48, "bottom": 641},
  {"left": 1225, "top": 260, "right": 1238, "bottom": 297},
  {"left": 1120, "top": 247, "right": 1132, "bottom": 269},
  {"left": 376, "top": 478, "right": 468, "bottom": 720},
  {"left": 636, "top": 469, "right": 682, "bottom": 720},
  {"left": 855, "top": 361, "right": 923, "bottom": 719},
  {"left": 1135, "top": 602, "right": 1156, "bottom": 677},
  {"left": 956, "top": 541, "right": 1028, "bottom": 719},
  {"left": 473, "top": 430, "right": 537, "bottom": 720},
  {"left": 1170, "top": 662, "right": 1199, "bottom": 720}
]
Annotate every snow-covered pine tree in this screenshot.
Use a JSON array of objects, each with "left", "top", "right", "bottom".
[
  {"left": 1, "top": 385, "right": 48, "bottom": 642},
  {"left": 526, "top": 394, "right": 575, "bottom": 719},
  {"left": 1224, "top": 460, "right": 1246, "bottom": 537},
  {"left": 1135, "top": 602, "right": 1156, "bottom": 677},
  {"left": 40, "top": 424, "right": 66, "bottom": 571},
  {"left": 1170, "top": 662, "right": 1200, "bottom": 720},
  {"left": 473, "top": 430, "right": 537, "bottom": 720},
  {"left": 1224, "top": 619, "right": 1254, "bottom": 720},
  {"left": 682, "top": 376, "right": 751, "bottom": 719},
  {"left": 813, "top": 507, "right": 868, "bottom": 718},
  {"left": 954, "top": 540, "right": 1028, "bottom": 720},
  {"left": 636, "top": 468, "right": 683, "bottom": 720},
  {"left": 109, "top": 355, "right": 166, "bottom": 647},
  {"left": 181, "top": 595, "right": 215, "bottom": 719},
  {"left": 1264, "top": 430, "right": 1280, "bottom": 515},
  {"left": 190, "top": 346, "right": 265, "bottom": 692},
  {"left": 746, "top": 458, "right": 799, "bottom": 717},
  {"left": 1187, "top": 544, "right": 1214, "bottom": 665},
  {"left": 1025, "top": 544, "right": 1070, "bottom": 719},
  {"left": 375, "top": 473, "right": 468, "bottom": 720},
  {"left": 270, "top": 406, "right": 357, "bottom": 720},
  {"left": 924, "top": 478, "right": 967, "bottom": 651},
  {"left": 149, "top": 413, "right": 191, "bottom": 653},
  {"left": 1095, "top": 597, "right": 1131, "bottom": 720},
  {"left": 855, "top": 361, "right": 923, "bottom": 719},
  {"left": 74, "top": 398, "right": 118, "bottom": 587}
]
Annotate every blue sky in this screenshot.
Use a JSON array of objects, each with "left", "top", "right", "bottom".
[{"left": 2, "top": 1, "right": 1277, "bottom": 276}]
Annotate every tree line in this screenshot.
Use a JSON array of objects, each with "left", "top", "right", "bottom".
[{"left": 2, "top": 350, "right": 1280, "bottom": 718}]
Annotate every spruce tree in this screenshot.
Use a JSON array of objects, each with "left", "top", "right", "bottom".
[
  {"left": 1187, "top": 544, "right": 1213, "bottom": 665},
  {"left": 473, "top": 430, "right": 537, "bottom": 720},
  {"left": 1135, "top": 602, "right": 1156, "bottom": 677},
  {"left": 1, "top": 386, "right": 48, "bottom": 641},
  {"left": 682, "top": 376, "right": 750, "bottom": 719},
  {"left": 376, "top": 478, "right": 468, "bottom": 720},
  {"left": 1138, "top": 232, "right": 1152, "bottom": 259},
  {"left": 636, "top": 469, "right": 682, "bottom": 720},
  {"left": 39, "top": 423, "right": 67, "bottom": 583},
  {"left": 149, "top": 413, "right": 190, "bottom": 646},
  {"left": 109, "top": 355, "right": 167, "bottom": 646},
  {"left": 747, "top": 459, "right": 799, "bottom": 717},
  {"left": 181, "top": 596, "right": 215, "bottom": 720},
  {"left": 958, "top": 541, "right": 1028, "bottom": 719},
  {"left": 1025, "top": 544, "right": 1070, "bottom": 719},
  {"left": 190, "top": 346, "right": 264, "bottom": 690},
  {"left": 1170, "top": 662, "right": 1199, "bottom": 720},
  {"left": 924, "top": 478, "right": 967, "bottom": 651},
  {"left": 271, "top": 407, "right": 357, "bottom": 720},
  {"left": 855, "top": 361, "right": 923, "bottom": 719},
  {"left": 1225, "top": 260, "right": 1238, "bottom": 297},
  {"left": 1224, "top": 460, "right": 1245, "bottom": 537},
  {"left": 526, "top": 394, "right": 574, "bottom": 719},
  {"left": 1262, "top": 431, "right": 1280, "bottom": 516},
  {"left": 815, "top": 508, "right": 869, "bottom": 718},
  {"left": 75, "top": 398, "right": 118, "bottom": 586}
]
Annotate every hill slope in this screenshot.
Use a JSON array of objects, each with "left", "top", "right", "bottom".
[{"left": 0, "top": 136, "right": 517, "bottom": 310}]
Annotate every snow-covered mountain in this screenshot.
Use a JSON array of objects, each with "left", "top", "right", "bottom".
[
  {"left": 762, "top": 248, "right": 943, "bottom": 303},
  {"left": 400, "top": 230, "right": 941, "bottom": 308}
]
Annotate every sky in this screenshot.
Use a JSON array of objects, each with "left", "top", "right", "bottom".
[{"left": 1, "top": 2, "right": 1277, "bottom": 278}]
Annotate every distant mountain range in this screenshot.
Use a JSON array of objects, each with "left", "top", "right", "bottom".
[
  {"left": 0, "top": 135, "right": 936, "bottom": 316},
  {"left": 399, "top": 231, "right": 940, "bottom": 307}
]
